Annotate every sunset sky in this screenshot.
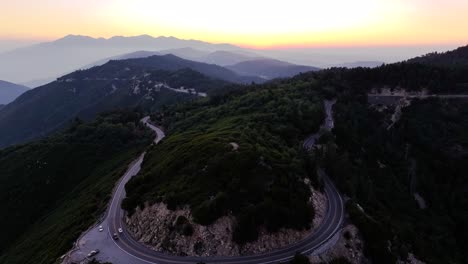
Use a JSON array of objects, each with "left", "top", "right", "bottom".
[{"left": 1, "top": 0, "right": 467, "bottom": 48}]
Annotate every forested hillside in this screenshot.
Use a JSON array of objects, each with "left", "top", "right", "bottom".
[
  {"left": 123, "top": 78, "right": 326, "bottom": 243},
  {"left": 0, "top": 111, "right": 153, "bottom": 264},
  {"left": 1, "top": 53, "right": 467, "bottom": 263},
  {"left": 122, "top": 61, "right": 468, "bottom": 256},
  {"left": 0, "top": 55, "right": 239, "bottom": 148},
  {"left": 407, "top": 45, "right": 468, "bottom": 67},
  {"left": 321, "top": 62, "right": 468, "bottom": 94},
  {"left": 324, "top": 93, "right": 468, "bottom": 263}
]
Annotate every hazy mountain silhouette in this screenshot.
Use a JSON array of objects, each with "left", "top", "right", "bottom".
[
  {"left": 0, "top": 80, "right": 29, "bottom": 104},
  {"left": 88, "top": 49, "right": 264, "bottom": 70},
  {"left": 198, "top": 50, "right": 262, "bottom": 66},
  {"left": 0, "top": 54, "right": 251, "bottom": 148},
  {"left": 86, "top": 50, "right": 317, "bottom": 80},
  {"left": 227, "top": 59, "right": 320, "bottom": 79},
  {"left": 0, "top": 35, "right": 243, "bottom": 84},
  {"left": 159, "top": 47, "right": 210, "bottom": 60},
  {"left": 0, "top": 34, "right": 457, "bottom": 85},
  {"left": 84, "top": 51, "right": 162, "bottom": 68}
]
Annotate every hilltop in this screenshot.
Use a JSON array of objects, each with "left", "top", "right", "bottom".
[
  {"left": 0, "top": 54, "right": 248, "bottom": 148},
  {"left": 407, "top": 44, "right": 468, "bottom": 67}
]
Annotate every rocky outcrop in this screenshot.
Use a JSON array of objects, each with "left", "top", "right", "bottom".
[
  {"left": 125, "top": 186, "right": 327, "bottom": 256},
  {"left": 309, "top": 224, "right": 367, "bottom": 264}
]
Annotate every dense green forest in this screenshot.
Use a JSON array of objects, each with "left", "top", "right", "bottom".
[
  {"left": 1, "top": 53, "right": 467, "bottom": 264},
  {"left": 301, "top": 62, "right": 468, "bottom": 94},
  {"left": 324, "top": 93, "right": 468, "bottom": 263},
  {"left": 123, "top": 78, "right": 326, "bottom": 243},
  {"left": 123, "top": 60, "right": 468, "bottom": 254},
  {"left": 0, "top": 111, "right": 153, "bottom": 264},
  {"left": 407, "top": 45, "right": 468, "bottom": 67}
]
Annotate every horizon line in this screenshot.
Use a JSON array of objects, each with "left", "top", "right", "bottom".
[{"left": 0, "top": 34, "right": 466, "bottom": 51}]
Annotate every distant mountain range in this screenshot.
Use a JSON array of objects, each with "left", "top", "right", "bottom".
[
  {"left": 0, "top": 35, "right": 244, "bottom": 85},
  {"left": 89, "top": 49, "right": 318, "bottom": 81},
  {"left": 0, "top": 34, "right": 323, "bottom": 86},
  {"left": 87, "top": 49, "right": 260, "bottom": 69},
  {"left": 0, "top": 80, "right": 29, "bottom": 105},
  {"left": 0, "top": 34, "right": 460, "bottom": 86},
  {"left": 226, "top": 59, "right": 320, "bottom": 79},
  {"left": 0, "top": 54, "right": 245, "bottom": 148}
]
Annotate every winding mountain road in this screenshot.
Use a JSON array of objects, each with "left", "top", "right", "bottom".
[{"left": 67, "top": 102, "right": 343, "bottom": 264}]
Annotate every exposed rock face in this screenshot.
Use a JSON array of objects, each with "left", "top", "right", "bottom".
[
  {"left": 309, "top": 224, "right": 367, "bottom": 264},
  {"left": 125, "top": 186, "right": 327, "bottom": 256},
  {"left": 387, "top": 97, "right": 411, "bottom": 130}
]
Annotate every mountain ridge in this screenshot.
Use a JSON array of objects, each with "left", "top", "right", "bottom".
[
  {"left": 0, "top": 54, "right": 242, "bottom": 148},
  {"left": 0, "top": 80, "right": 29, "bottom": 105},
  {"left": 407, "top": 44, "right": 468, "bottom": 67},
  {"left": 227, "top": 59, "right": 320, "bottom": 79},
  {"left": 0, "top": 35, "right": 245, "bottom": 84}
]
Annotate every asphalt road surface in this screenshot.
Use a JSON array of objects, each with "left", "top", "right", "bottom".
[
  {"left": 68, "top": 107, "right": 343, "bottom": 264},
  {"left": 303, "top": 99, "right": 336, "bottom": 150}
]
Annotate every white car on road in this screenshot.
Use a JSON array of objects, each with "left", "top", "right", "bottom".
[
  {"left": 87, "top": 249, "right": 99, "bottom": 257},
  {"left": 98, "top": 225, "right": 103, "bottom": 232}
]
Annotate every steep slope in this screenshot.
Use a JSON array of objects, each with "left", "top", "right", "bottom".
[
  {"left": 0, "top": 55, "right": 236, "bottom": 148},
  {"left": 407, "top": 45, "right": 468, "bottom": 67},
  {"left": 123, "top": 77, "right": 326, "bottom": 253},
  {"left": 90, "top": 53, "right": 263, "bottom": 83},
  {"left": 112, "top": 54, "right": 262, "bottom": 83},
  {"left": 0, "top": 34, "right": 243, "bottom": 84},
  {"left": 328, "top": 95, "right": 468, "bottom": 264},
  {"left": 0, "top": 80, "right": 29, "bottom": 104},
  {"left": 87, "top": 49, "right": 260, "bottom": 71},
  {"left": 0, "top": 111, "right": 153, "bottom": 264},
  {"left": 227, "top": 59, "right": 320, "bottom": 80},
  {"left": 85, "top": 50, "right": 161, "bottom": 68},
  {"left": 88, "top": 49, "right": 316, "bottom": 80},
  {"left": 284, "top": 59, "right": 468, "bottom": 263}
]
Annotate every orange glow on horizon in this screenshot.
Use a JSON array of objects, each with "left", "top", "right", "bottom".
[{"left": 1, "top": 0, "right": 467, "bottom": 48}]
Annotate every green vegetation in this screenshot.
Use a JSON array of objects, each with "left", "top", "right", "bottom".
[
  {"left": 2, "top": 49, "right": 468, "bottom": 263},
  {"left": 308, "top": 62, "right": 468, "bottom": 95},
  {"left": 0, "top": 110, "right": 153, "bottom": 264},
  {"left": 325, "top": 96, "right": 468, "bottom": 263},
  {"left": 123, "top": 79, "right": 326, "bottom": 243},
  {"left": 408, "top": 45, "right": 468, "bottom": 68},
  {"left": 283, "top": 56, "right": 468, "bottom": 263},
  {"left": 0, "top": 54, "right": 246, "bottom": 148}
]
